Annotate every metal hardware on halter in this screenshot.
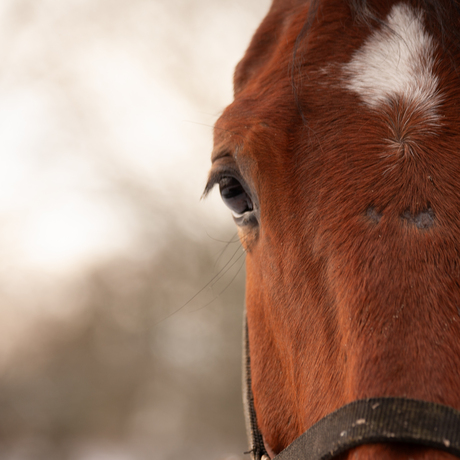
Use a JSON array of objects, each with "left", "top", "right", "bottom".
[{"left": 242, "top": 313, "right": 460, "bottom": 460}]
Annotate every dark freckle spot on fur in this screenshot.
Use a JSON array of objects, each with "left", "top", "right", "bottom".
[
  {"left": 260, "top": 122, "right": 269, "bottom": 128},
  {"left": 401, "top": 208, "right": 435, "bottom": 230},
  {"left": 366, "top": 207, "right": 382, "bottom": 224}
]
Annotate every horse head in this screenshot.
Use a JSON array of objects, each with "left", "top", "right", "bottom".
[{"left": 206, "top": 1, "right": 460, "bottom": 458}]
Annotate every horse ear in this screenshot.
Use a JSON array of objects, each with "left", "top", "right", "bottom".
[{"left": 233, "top": 0, "right": 311, "bottom": 94}]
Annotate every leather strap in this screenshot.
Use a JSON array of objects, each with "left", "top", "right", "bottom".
[
  {"left": 243, "top": 313, "right": 269, "bottom": 460},
  {"left": 274, "top": 397, "right": 460, "bottom": 460},
  {"left": 243, "top": 313, "right": 460, "bottom": 460}
]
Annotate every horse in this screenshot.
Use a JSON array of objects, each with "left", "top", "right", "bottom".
[{"left": 204, "top": 1, "right": 460, "bottom": 459}]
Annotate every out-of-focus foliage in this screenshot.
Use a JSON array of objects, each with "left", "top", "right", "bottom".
[
  {"left": 0, "top": 0, "right": 273, "bottom": 458},
  {"left": 0, "top": 229, "right": 247, "bottom": 460}
]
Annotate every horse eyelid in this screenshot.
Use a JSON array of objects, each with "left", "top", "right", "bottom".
[
  {"left": 202, "top": 168, "right": 245, "bottom": 198},
  {"left": 202, "top": 171, "right": 224, "bottom": 198}
]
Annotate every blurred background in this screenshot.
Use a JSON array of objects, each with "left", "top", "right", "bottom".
[{"left": 0, "top": 0, "right": 271, "bottom": 459}]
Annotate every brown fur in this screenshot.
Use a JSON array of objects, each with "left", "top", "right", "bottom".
[{"left": 208, "top": 1, "right": 460, "bottom": 458}]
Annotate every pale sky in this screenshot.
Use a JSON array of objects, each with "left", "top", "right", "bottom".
[
  {"left": 0, "top": 0, "right": 271, "bottom": 374},
  {"left": 0, "top": 0, "right": 271, "bottom": 274}
]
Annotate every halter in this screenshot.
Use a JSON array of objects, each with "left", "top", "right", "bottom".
[{"left": 243, "top": 315, "right": 460, "bottom": 460}]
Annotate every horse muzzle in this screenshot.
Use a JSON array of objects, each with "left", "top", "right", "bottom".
[{"left": 243, "top": 315, "right": 460, "bottom": 460}]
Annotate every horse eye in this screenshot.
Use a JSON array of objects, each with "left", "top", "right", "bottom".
[{"left": 219, "top": 177, "right": 253, "bottom": 218}]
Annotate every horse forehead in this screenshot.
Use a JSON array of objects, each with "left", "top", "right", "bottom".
[
  {"left": 343, "top": 3, "right": 439, "bottom": 112},
  {"left": 214, "top": 1, "right": 447, "bottom": 165},
  {"left": 212, "top": 94, "right": 292, "bottom": 164}
]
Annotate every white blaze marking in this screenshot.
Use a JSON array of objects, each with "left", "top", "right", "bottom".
[{"left": 344, "top": 3, "right": 439, "bottom": 111}]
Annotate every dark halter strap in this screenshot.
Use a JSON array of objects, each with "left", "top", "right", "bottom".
[{"left": 243, "top": 314, "right": 460, "bottom": 460}]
